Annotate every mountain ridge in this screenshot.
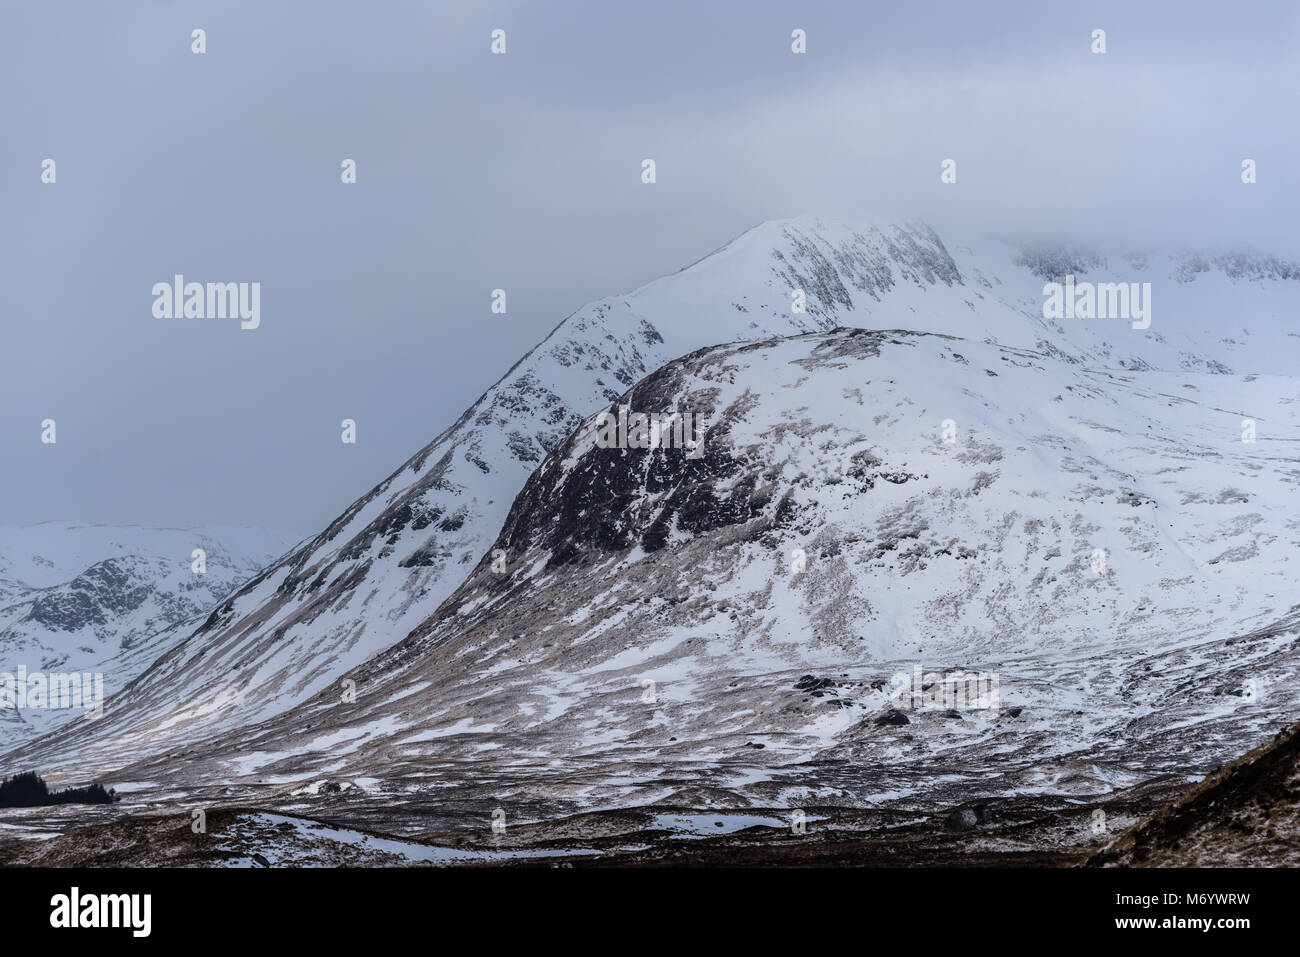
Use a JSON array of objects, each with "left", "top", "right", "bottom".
[
  {"left": 6, "top": 216, "right": 1298, "bottom": 788},
  {"left": 14, "top": 327, "right": 1296, "bottom": 848}
]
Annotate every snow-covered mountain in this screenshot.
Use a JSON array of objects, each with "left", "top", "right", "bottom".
[
  {"left": 0, "top": 523, "right": 297, "bottom": 748},
  {"left": 45, "top": 328, "right": 1295, "bottom": 837},
  {"left": 6, "top": 216, "right": 1299, "bottom": 787}
]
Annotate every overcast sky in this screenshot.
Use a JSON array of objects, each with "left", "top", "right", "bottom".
[{"left": 3, "top": 0, "right": 1298, "bottom": 535}]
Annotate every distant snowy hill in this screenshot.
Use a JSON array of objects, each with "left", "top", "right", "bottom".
[
  {"left": 0, "top": 524, "right": 297, "bottom": 747},
  {"left": 7, "top": 216, "right": 1299, "bottom": 785}
]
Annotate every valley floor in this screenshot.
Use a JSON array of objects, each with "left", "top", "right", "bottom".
[
  {"left": 0, "top": 776, "right": 1197, "bottom": 867},
  {"left": 6, "top": 723, "right": 1299, "bottom": 867}
]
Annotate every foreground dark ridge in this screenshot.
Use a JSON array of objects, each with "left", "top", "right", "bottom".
[{"left": 1089, "top": 719, "right": 1300, "bottom": 867}]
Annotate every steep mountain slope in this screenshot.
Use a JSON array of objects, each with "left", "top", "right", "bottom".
[
  {"left": 0, "top": 524, "right": 296, "bottom": 748},
  {"left": 7, "top": 217, "right": 1299, "bottom": 782},
  {"left": 40, "top": 329, "right": 1298, "bottom": 839}
]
